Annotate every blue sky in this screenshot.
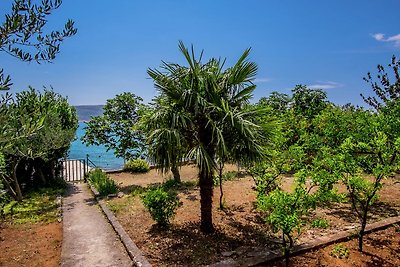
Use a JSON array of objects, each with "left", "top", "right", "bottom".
[{"left": 1, "top": 0, "right": 399, "bottom": 106}]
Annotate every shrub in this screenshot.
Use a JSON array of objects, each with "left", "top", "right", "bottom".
[
  {"left": 311, "top": 218, "right": 330, "bottom": 229},
  {"left": 330, "top": 244, "right": 349, "bottom": 259},
  {"left": 141, "top": 187, "right": 180, "bottom": 227},
  {"left": 124, "top": 159, "right": 150, "bottom": 173},
  {"left": 88, "top": 168, "right": 118, "bottom": 196}
]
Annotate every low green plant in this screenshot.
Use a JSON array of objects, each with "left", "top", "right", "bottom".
[
  {"left": 311, "top": 218, "right": 330, "bottom": 229},
  {"left": 330, "top": 244, "right": 349, "bottom": 259},
  {"left": 1, "top": 188, "right": 62, "bottom": 223},
  {"left": 88, "top": 168, "right": 118, "bottom": 196},
  {"left": 124, "top": 159, "right": 150, "bottom": 173},
  {"left": 141, "top": 187, "right": 180, "bottom": 227}
]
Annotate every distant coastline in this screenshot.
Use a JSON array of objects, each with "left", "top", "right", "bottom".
[{"left": 74, "top": 105, "right": 104, "bottom": 122}]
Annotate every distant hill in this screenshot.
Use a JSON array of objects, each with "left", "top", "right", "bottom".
[{"left": 74, "top": 105, "right": 104, "bottom": 121}]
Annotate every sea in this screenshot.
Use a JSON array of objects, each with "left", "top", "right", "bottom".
[{"left": 68, "top": 106, "right": 124, "bottom": 170}]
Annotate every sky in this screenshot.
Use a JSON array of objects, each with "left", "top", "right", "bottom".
[{"left": 1, "top": 0, "right": 399, "bottom": 106}]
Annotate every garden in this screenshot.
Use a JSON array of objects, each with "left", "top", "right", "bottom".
[
  {"left": 102, "top": 164, "right": 400, "bottom": 266},
  {"left": 80, "top": 46, "right": 400, "bottom": 266},
  {"left": 1, "top": 2, "right": 400, "bottom": 265}
]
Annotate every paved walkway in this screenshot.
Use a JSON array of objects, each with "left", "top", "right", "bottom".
[{"left": 61, "top": 183, "right": 132, "bottom": 267}]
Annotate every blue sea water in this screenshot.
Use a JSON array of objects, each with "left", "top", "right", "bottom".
[{"left": 68, "top": 122, "right": 124, "bottom": 170}]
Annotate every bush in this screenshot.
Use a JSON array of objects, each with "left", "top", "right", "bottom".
[
  {"left": 88, "top": 168, "right": 118, "bottom": 196},
  {"left": 124, "top": 159, "right": 150, "bottom": 173},
  {"left": 141, "top": 187, "right": 180, "bottom": 227}
]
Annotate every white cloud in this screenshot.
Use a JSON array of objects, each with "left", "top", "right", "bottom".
[
  {"left": 254, "top": 77, "right": 271, "bottom": 83},
  {"left": 371, "top": 33, "right": 400, "bottom": 47},
  {"left": 372, "top": 33, "right": 385, "bottom": 41},
  {"left": 308, "top": 81, "right": 342, "bottom": 90}
]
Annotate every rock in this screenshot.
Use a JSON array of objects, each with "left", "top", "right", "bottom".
[
  {"left": 221, "top": 251, "right": 235, "bottom": 257},
  {"left": 234, "top": 246, "right": 250, "bottom": 255},
  {"left": 107, "top": 193, "right": 117, "bottom": 198},
  {"left": 206, "top": 258, "right": 240, "bottom": 267},
  {"left": 117, "top": 192, "right": 125, "bottom": 198},
  {"left": 247, "top": 250, "right": 270, "bottom": 257}
]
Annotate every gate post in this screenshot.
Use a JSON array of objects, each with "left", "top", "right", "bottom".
[{"left": 83, "top": 159, "right": 87, "bottom": 183}]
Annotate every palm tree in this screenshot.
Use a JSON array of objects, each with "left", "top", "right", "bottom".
[{"left": 147, "top": 41, "right": 263, "bottom": 233}]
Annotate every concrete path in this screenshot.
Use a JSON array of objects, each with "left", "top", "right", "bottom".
[{"left": 61, "top": 183, "right": 132, "bottom": 267}]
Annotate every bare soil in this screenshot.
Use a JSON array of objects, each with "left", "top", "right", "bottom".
[
  {"left": 108, "top": 165, "right": 400, "bottom": 266},
  {"left": 0, "top": 221, "right": 62, "bottom": 267},
  {"left": 272, "top": 225, "right": 400, "bottom": 267}
]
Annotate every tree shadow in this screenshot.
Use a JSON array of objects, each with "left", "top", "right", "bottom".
[
  {"left": 118, "top": 184, "right": 147, "bottom": 195},
  {"left": 363, "top": 251, "right": 398, "bottom": 267},
  {"left": 368, "top": 201, "right": 400, "bottom": 219},
  {"left": 323, "top": 203, "right": 358, "bottom": 223},
  {"left": 145, "top": 220, "right": 276, "bottom": 266}
]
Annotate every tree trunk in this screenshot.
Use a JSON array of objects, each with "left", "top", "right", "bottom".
[
  {"left": 1, "top": 176, "right": 17, "bottom": 200},
  {"left": 171, "top": 164, "right": 181, "bottom": 183},
  {"left": 199, "top": 167, "right": 214, "bottom": 234},
  {"left": 283, "top": 233, "right": 290, "bottom": 267},
  {"left": 219, "top": 161, "right": 224, "bottom": 210},
  {"left": 11, "top": 159, "right": 22, "bottom": 201},
  {"left": 359, "top": 212, "right": 368, "bottom": 252},
  {"left": 36, "top": 166, "right": 47, "bottom": 185}
]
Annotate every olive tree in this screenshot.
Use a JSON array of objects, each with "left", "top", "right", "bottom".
[{"left": 1, "top": 0, "right": 77, "bottom": 90}]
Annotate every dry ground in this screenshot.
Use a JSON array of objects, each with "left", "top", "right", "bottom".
[
  {"left": 0, "top": 221, "right": 62, "bottom": 267},
  {"left": 272, "top": 225, "right": 400, "bottom": 267},
  {"left": 107, "top": 164, "right": 400, "bottom": 266}
]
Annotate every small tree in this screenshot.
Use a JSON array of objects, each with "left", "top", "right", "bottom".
[
  {"left": 257, "top": 173, "right": 313, "bottom": 267},
  {"left": 256, "top": 158, "right": 341, "bottom": 266},
  {"left": 82, "top": 92, "right": 146, "bottom": 160},
  {"left": 338, "top": 131, "right": 399, "bottom": 252}
]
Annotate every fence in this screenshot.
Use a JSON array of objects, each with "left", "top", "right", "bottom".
[{"left": 60, "top": 155, "right": 97, "bottom": 182}]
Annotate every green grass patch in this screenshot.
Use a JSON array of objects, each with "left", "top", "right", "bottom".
[{"left": 2, "top": 187, "right": 63, "bottom": 224}]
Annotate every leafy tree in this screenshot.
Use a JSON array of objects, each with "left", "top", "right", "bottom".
[
  {"left": 147, "top": 42, "right": 263, "bottom": 233},
  {"left": 257, "top": 168, "right": 338, "bottom": 267},
  {"left": 338, "top": 123, "right": 399, "bottom": 252},
  {"left": 292, "top": 85, "right": 328, "bottom": 119},
  {"left": 1, "top": 88, "right": 77, "bottom": 201},
  {"left": 82, "top": 92, "right": 146, "bottom": 161},
  {"left": 258, "top": 91, "right": 291, "bottom": 114},
  {"left": 1, "top": 0, "right": 77, "bottom": 90},
  {"left": 361, "top": 55, "right": 400, "bottom": 111}
]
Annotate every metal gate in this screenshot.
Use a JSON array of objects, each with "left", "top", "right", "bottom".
[{"left": 60, "top": 158, "right": 89, "bottom": 182}]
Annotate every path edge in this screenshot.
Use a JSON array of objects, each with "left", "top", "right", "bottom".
[{"left": 89, "top": 184, "right": 152, "bottom": 267}]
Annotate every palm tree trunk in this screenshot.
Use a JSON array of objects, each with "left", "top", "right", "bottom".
[
  {"left": 171, "top": 164, "right": 181, "bottom": 183},
  {"left": 199, "top": 167, "right": 214, "bottom": 234}
]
